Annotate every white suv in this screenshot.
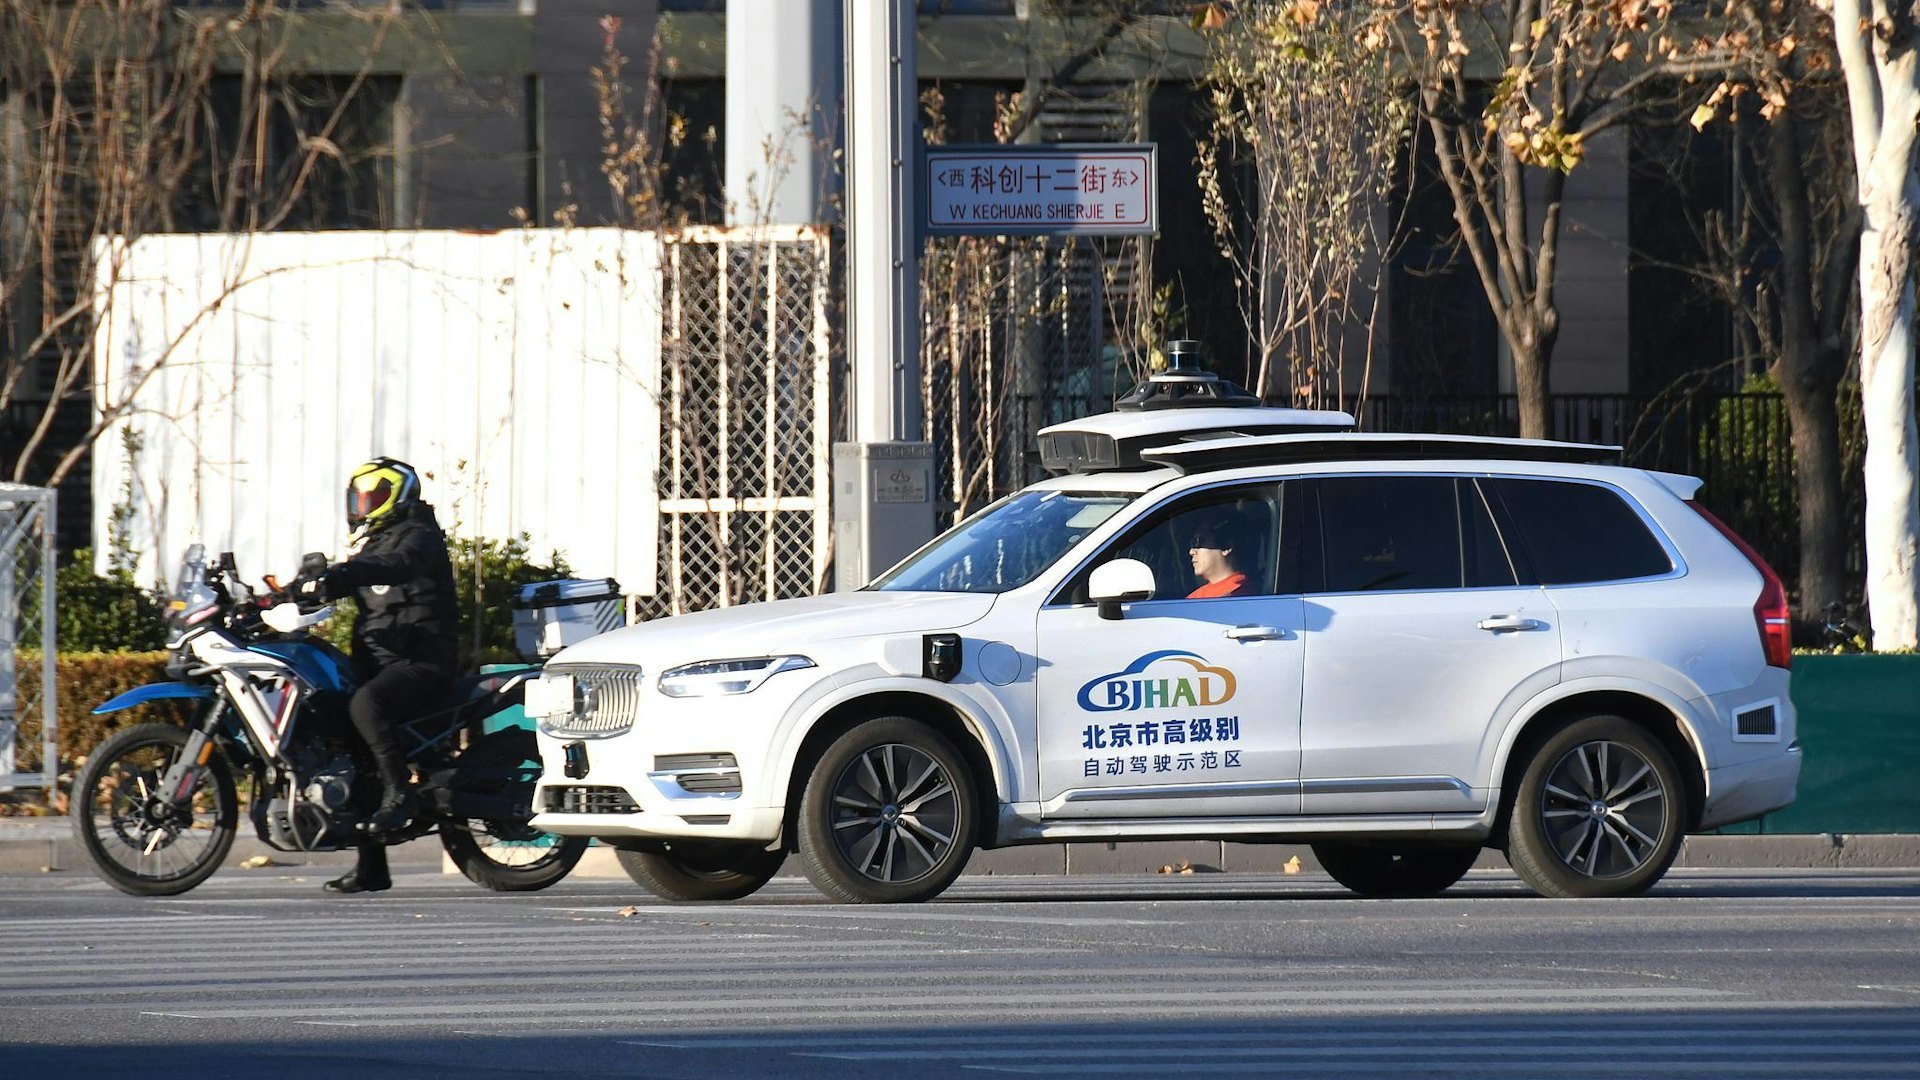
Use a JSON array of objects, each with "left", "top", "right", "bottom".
[{"left": 526, "top": 369, "right": 1800, "bottom": 903}]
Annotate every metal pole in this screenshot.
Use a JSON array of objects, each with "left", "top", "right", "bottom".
[
  {"left": 845, "top": 0, "right": 921, "bottom": 441},
  {"left": 727, "top": 0, "right": 840, "bottom": 227},
  {"left": 40, "top": 489, "right": 56, "bottom": 798},
  {"left": 833, "top": 0, "right": 934, "bottom": 591}
]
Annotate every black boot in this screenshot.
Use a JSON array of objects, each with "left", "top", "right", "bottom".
[
  {"left": 323, "top": 842, "right": 391, "bottom": 894},
  {"left": 366, "top": 751, "right": 417, "bottom": 835}
]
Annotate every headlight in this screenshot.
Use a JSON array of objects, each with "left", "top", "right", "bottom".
[{"left": 656, "top": 656, "right": 814, "bottom": 698}]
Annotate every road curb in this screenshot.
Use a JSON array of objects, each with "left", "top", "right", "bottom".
[{"left": 7, "top": 817, "right": 1918, "bottom": 877}]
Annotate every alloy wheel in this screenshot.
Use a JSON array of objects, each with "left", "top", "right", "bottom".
[
  {"left": 827, "top": 742, "right": 961, "bottom": 885},
  {"left": 1538, "top": 739, "right": 1669, "bottom": 879}
]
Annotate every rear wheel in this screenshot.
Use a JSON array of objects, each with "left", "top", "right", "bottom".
[
  {"left": 1310, "top": 842, "right": 1481, "bottom": 898},
  {"left": 71, "top": 722, "right": 237, "bottom": 897},
  {"left": 1506, "top": 714, "right": 1686, "bottom": 898},
  {"left": 440, "top": 729, "right": 587, "bottom": 892},
  {"left": 797, "top": 717, "right": 976, "bottom": 904},
  {"left": 616, "top": 841, "right": 786, "bottom": 901}
]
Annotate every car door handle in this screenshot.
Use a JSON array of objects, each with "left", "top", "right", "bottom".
[
  {"left": 1225, "top": 625, "right": 1288, "bottom": 641},
  {"left": 1478, "top": 616, "right": 1545, "bottom": 633}
]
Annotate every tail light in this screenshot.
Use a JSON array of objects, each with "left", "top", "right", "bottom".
[{"left": 1689, "top": 501, "right": 1791, "bottom": 670}]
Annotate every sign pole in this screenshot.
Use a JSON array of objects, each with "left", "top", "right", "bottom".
[
  {"left": 845, "top": 0, "right": 920, "bottom": 442},
  {"left": 836, "top": 0, "right": 933, "bottom": 590}
]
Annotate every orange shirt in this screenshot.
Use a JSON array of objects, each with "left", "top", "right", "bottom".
[{"left": 1187, "top": 572, "right": 1251, "bottom": 599}]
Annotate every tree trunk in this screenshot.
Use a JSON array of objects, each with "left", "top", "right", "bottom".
[
  {"left": 1779, "top": 376, "right": 1847, "bottom": 618},
  {"left": 1766, "top": 104, "right": 1851, "bottom": 623},
  {"left": 1831, "top": 0, "right": 1920, "bottom": 649},
  {"left": 1856, "top": 197, "right": 1920, "bottom": 647},
  {"left": 1512, "top": 321, "right": 1554, "bottom": 440}
]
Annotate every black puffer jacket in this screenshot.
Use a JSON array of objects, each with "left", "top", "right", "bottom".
[{"left": 326, "top": 501, "right": 460, "bottom": 675}]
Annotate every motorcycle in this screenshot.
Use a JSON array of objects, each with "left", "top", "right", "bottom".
[{"left": 69, "top": 544, "right": 588, "bottom": 896}]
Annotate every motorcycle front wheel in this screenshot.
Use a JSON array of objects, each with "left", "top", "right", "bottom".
[{"left": 71, "top": 722, "right": 238, "bottom": 896}]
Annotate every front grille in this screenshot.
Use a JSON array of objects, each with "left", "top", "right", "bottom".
[
  {"left": 542, "top": 665, "right": 644, "bottom": 736},
  {"left": 544, "top": 785, "right": 639, "bottom": 814}
]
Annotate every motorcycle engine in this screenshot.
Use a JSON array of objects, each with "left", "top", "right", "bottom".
[{"left": 257, "top": 747, "right": 362, "bottom": 851}]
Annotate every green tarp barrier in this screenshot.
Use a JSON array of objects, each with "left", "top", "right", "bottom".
[{"left": 1720, "top": 654, "right": 1920, "bottom": 834}]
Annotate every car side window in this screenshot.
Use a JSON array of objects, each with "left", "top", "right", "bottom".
[
  {"left": 1306, "top": 475, "right": 1472, "bottom": 593},
  {"left": 1483, "top": 477, "right": 1674, "bottom": 584},
  {"left": 1062, "top": 484, "right": 1283, "bottom": 603}
]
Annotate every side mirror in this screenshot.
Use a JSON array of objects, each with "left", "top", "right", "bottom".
[{"left": 1089, "top": 559, "right": 1155, "bottom": 621}]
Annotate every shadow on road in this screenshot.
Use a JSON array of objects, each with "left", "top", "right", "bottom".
[{"left": 10, "top": 1007, "right": 1920, "bottom": 1079}]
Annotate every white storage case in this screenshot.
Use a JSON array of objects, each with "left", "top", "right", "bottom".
[{"left": 513, "top": 578, "right": 624, "bottom": 659}]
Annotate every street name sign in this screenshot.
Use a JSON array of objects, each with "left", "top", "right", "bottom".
[{"left": 923, "top": 144, "right": 1157, "bottom": 237}]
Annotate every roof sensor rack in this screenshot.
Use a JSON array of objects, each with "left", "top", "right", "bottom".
[
  {"left": 1113, "top": 340, "right": 1260, "bottom": 411},
  {"left": 1141, "top": 432, "right": 1624, "bottom": 474}
]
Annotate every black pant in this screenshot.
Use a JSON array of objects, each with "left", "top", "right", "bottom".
[
  {"left": 348, "top": 661, "right": 454, "bottom": 770},
  {"left": 348, "top": 661, "right": 452, "bottom": 877}
]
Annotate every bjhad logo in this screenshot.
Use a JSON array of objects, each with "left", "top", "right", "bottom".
[{"left": 1077, "top": 650, "right": 1237, "bottom": 713}]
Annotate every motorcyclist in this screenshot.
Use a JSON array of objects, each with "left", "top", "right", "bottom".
[{"left": 299, "top": 457, "right": 460, "bottom": 894}]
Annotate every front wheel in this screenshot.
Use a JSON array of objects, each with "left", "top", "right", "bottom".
[
  {"left": 1311, "top": 842, "right": 1481, "bottom": 898},
  {"left": 796, "top": 717, "right": 977, "bottom": 904},
  {"left": 71, "top": 722, "right": 238, "bottom": 896},
  {"left": 1506, "top": 714, "right": 1686, "bottom": 898},
  {"left": 616, "top": 841, "right": 786, "bottom": 901}
]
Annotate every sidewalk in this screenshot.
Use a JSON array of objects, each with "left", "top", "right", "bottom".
[{"left": 6, "top": 816, "right": 1919, "bottom": 878}]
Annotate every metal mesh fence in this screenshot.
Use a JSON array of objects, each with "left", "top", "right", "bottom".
[
  {"left": 0, "top": 485, "right": 57, "bottom": 792},
  {"left": 638, "top": 227, "right": 832, "bottom": 621}
]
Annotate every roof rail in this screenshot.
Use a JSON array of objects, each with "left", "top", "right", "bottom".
[{"left": 1140, "top": 432, "right": 1625, "bottom": 474}]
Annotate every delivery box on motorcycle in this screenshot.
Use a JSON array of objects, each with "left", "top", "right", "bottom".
[{"left": 513, "top": 578, "right": 624, "bottom": 659}]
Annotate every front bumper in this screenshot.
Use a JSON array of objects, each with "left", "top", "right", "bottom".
[{"left": 528, "top": 712, "right": 789, "bottom": 845}]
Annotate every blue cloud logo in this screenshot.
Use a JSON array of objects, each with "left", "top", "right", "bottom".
[{"left": 1077, "top": 650, "right": 1238, "bottom": 713}]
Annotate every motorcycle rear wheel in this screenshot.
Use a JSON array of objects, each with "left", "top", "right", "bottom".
[
  {"left": 439, "top": 729, "right": 587, "bottom": 892},
  {"left": 71, "top": 722, "right": 238, "bottom": 896}
]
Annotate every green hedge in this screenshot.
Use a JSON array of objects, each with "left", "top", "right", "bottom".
[{"left": 8, "top": 651, "right": 186, "bottom": 772}]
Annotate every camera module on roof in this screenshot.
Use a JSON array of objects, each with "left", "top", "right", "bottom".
[{"left": 1114, "top": 340, "right": 1260, "bottom": 411}]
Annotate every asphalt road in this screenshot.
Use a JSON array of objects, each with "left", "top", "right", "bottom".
[{"left": 2, "top": 867, "right": 1917, "bottom": 1079}]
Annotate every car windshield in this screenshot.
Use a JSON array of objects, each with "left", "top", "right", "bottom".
[{"left": 871, "top": 490, "right": 1132, "bottom": 594}]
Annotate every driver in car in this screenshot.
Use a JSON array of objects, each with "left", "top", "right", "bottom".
[
  {"left": 299, "top": 457, "right": 460, "bottom": 894},
  {"left": 1186, "top": 515, "right": 1255, "bottom": 599}
]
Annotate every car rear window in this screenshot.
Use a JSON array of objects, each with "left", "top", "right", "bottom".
[{"left": 1484, "top": 478, "right": 1673, "bottom": 585}]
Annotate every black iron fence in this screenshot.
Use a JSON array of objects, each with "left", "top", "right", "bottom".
[
  {"left": 997, "top": 390, "right": 1849, "bottom": 604},
  {"left": 1349, "top": 393, "right": 1848, "bottom": 600}
]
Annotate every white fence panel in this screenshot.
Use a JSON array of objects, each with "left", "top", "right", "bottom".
[{"left": 91, "top": 229, "right": 662, "bottom": 592}]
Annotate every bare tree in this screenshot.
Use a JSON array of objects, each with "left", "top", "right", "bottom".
[
  {"left": 1195, "top": 0, "right": 1410, "bottom": 406},
  {"left": 1377, "top": 0, "right": 1711, "bottom": 439},
  {"left": 1828, "top": 0, "right": 1920, "bottom": 648},
  {"left": 1679, "top": 0, "right": 1861, "bottom": 625},
  {"left": 0, "top": 0, "right": 410, "bottom": 492}
]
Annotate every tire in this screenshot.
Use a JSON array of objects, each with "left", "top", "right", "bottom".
[
  {"left": 616, "top": 841, "right": 786, "bottom": 901},
  {"left": 439, "top": 729, "right": 588, "bottom": 892},
  {"left": 797, "top": 716, "right": 977, "bottom": 904},
  {"left": 70, "top": 722, "right": 238, "bottom": 897},
  {"left": 1506, "top": 714, "right": 1686, "bottom": 899},
  {"left": 441, "top": 827, "right": 588, "bottom": 892},
  {"left": 1311, "top": 841, "right": 1481, "bottom": 898}
]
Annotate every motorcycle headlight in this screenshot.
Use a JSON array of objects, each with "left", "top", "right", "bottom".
[{"left": 656, "top": 656, "right": 814, "bottom": 698}]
